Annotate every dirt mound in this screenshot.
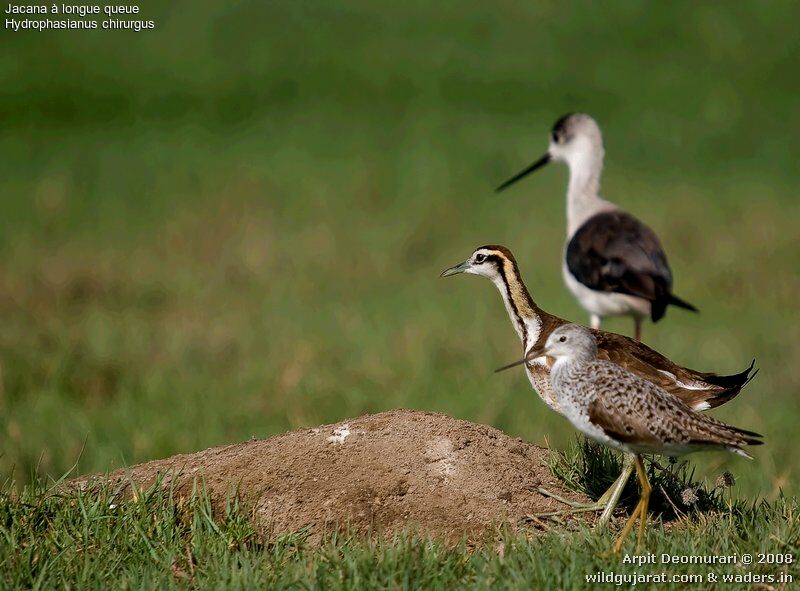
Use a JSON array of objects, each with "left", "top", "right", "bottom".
[{"left": 73, "top": 409, "right": 590, "bottom": 542}]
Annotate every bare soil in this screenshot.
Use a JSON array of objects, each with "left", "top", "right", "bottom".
[{"left": 73, "top": 409, "right": 591, "bottom": 542}]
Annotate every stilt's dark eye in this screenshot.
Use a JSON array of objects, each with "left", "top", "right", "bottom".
[
  {"left": 474, "top": 253, "right": 486, "bottom": 263},
  {"left": 559, "top": 336, "right": 567, "bottom": 342}
]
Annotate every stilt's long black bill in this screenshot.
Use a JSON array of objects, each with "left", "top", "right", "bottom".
[
  {"left": 494, "top": 357, "right": 529, "bottom": 373},
  {"left": 494, "top": 346, "right": 546, "bottom": 373},
  {"left": 495, "top": 153, "right": 551, "bottom": 193}
]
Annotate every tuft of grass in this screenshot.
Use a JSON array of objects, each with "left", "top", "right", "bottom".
[{"left": 548, "top": 438, "right": 749, "bottom": 520}]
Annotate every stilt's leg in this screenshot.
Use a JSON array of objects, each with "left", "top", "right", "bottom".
[
  {"left": 590, "top": 314, "right": 601, "bottom": 330},
  {"left": 536, "top": 488, "right": 597, "bottom": 509},
  {"left": 634, "top": 317, "right": 642, "bottom": 342},
  {"left": 634, "top": 456, "right": 651, "bottom": 549},
  {"left": 596, "top": 454, "right": 635, "bottom": 528},
  {"left": 613, "top": 454, "right": 648, "bottom": 553},
  {"left": 536, "top": 454, "right": 634, "bottom": 520}
]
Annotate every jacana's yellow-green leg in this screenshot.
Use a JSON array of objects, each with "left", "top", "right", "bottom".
[{"left": 613, "top": 455, "right": 651, "bottom": 553}]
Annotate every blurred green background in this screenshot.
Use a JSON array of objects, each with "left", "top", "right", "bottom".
[{"left": 1, "top": 1, "right": 798, "bottom": 498}]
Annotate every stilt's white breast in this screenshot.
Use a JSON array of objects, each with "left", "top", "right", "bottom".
[{"left": 561, "top": 258, "right": 650, "bottom": 320}]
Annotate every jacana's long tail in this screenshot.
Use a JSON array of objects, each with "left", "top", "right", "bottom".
[
  {"left": 704, "top": 359, "right": 757, "bottom": 389},
  {"left": 699, "top": 360, "right": 758, "bottom": 409}
]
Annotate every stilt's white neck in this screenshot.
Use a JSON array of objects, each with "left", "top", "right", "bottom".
[{"left": 564, "top": 148, "right": 613, "bottom": 236}]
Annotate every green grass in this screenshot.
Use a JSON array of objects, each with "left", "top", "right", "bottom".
[
  {"left": 1, "top": 455, "right": 798, "bottom": 590},
  {"left": 1, "top": 0, "right": 799, "bottom": 587}
]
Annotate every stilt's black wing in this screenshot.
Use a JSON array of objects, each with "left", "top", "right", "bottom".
[{"left": 566, "top": 211, "right": 683, "bottom": 321}]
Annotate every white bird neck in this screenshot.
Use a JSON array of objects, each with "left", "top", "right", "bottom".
[
  {"left": 550, "top": 356, "right": 570, "bottom": 376},
  {"left": 487, "top": 261, "right": 542, "bottom": 351},
  {"left": 564, "top": 148, "right": 615, "bottom": 236}
]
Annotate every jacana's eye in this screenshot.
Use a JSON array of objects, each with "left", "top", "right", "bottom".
[
  {"left": 474, "top": 253, "right": 486, "bottom": 263},
  {"left": 559, "top": 336, "right": 566, "bottom": 342}
]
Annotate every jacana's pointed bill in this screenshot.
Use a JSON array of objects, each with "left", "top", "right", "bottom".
[
  {"left": 495, "top": 153, "right": 551, "bottom": 192},
  {"left": 440, "top": 261, "right": 471, "bottom": 277}
]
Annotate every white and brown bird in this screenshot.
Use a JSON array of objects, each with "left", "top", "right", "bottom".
[
  {"left": 527, "top": 323, "right": 762, "bottom": 551},
  {"left": 441, "top": 245, "right": 756, "bottom": 525},
  {"left": 496, "top": 113, "right": 697, "bottom": 341}
]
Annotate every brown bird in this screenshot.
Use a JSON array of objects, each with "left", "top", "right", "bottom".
[
  {"left": 527, "top": 323, "right": 761, "bottom": 551},
  {"left": 441, "top": 245, "right": 756, "bottom": 525}
]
